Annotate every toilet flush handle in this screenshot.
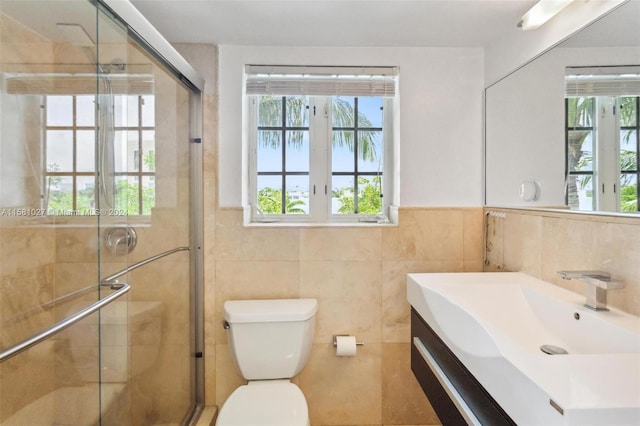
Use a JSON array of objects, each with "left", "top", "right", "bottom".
[{"left": 223, "top": 320, "right": 230, "bottom": 330}]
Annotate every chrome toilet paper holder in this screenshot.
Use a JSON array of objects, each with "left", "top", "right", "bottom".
[{"left": 333, "top": 334, "right": 364, "bottom": 347}]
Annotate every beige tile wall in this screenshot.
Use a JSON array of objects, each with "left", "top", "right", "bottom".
[
  {"left": 205, "top": 207, "right": 484, "bottom": 426},
  {"left": 484, "top": 208, "right": 640, "bottom": 316}
]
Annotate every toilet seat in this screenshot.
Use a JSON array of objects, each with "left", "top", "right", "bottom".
[{"left": 216, "top": 380, "right": 309, "bottom": 426}]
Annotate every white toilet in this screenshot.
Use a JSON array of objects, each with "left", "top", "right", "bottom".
[{"left": 216, "top": 298, "right": 318, "bottom": 426}]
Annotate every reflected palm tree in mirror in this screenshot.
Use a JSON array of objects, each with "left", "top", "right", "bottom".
[{"left": 566, "top": 97, "right": 594, "bottom": 210}]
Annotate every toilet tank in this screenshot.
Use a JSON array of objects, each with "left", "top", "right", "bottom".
[{"left": 224, "top": 299, "right": 318, "bottom": 380}]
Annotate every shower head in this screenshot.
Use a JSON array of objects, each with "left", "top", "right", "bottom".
[{"left": 56, "top": 23, "right": 95, "bottom": 47}]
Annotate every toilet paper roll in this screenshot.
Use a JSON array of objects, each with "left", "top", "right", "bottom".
[{"left": 335, "top": 335, "right": 357, "bottom": 356}]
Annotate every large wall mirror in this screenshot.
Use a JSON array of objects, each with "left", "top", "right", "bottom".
[{"left": 485, "top": 0, "right": 640, "bottom": 215}]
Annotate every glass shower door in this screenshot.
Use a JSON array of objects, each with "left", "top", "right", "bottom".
[
  {"left": 0, "top": 0, "right": 105, "bottom": 424},
  {"left": 0, "top": 0, "right": 200, "bottom": 424}
]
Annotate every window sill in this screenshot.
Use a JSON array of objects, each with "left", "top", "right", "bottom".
[
  {"left": 244, "top": 221, "right": 398, "bottom": 228},
  {"left": 242, "top": 205, "right": 399, "bottom": 227}
]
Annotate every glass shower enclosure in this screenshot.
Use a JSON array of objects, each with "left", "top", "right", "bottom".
[{"left": 0, "top": 0, "right": 204, "bottom": 424}]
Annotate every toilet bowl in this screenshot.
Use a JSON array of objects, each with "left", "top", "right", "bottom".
[
  {"left": 216, "top": 381, "right": 308, "bottom": 426},
  {"left": 215, "top": 298, "right": 317, "bottom": 426}
]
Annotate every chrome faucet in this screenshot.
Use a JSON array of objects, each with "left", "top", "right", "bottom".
[{"left": 557, "top": 270, "right": 624, "bottom": 311}]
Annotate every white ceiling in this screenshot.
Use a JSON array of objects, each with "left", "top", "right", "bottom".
[{"left": 129, "top": 0, "right": 538, "bottom": 47}]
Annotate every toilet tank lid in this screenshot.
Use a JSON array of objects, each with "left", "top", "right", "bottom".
[{"left": 224, "top": 299, "right": 318, "bottom": 323}]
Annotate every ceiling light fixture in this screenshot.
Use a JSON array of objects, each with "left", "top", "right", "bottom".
[{"left": 517, "top": 0, "right": 576, "bottom": 31}]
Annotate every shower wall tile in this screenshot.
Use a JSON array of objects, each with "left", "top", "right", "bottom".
[
  {"left": 0, "top": 347, "right": 57, "bottom": 423},
  {"left": 1, "top": 226, "right": 56, "bottom": 276},
  {"left": 54, "top": 262, "right": 98, "bottom": 299},
  {"left": 129, "top": 261, "right": 190, "bottom": 346},
  {"left": 130, "top": 343, "right": 191, "bottom": 425},
  {"left": 1, "top": 264, "right": 56, "bottom": 346},
  {"left": 55, "top": 227, "right": 99, "bottom": 263},
  {"left": 0, "top": 14, "right": 54, "bottom": 64}
]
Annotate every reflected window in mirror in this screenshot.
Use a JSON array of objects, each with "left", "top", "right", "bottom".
[
  {"left": 44, "top": 94, "right": 156, "bottom": 216},
  {"left": 565, "top": 69, "right": 640, "bottom": 213}
]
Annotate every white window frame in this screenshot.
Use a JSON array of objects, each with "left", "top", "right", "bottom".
[{"left": 247, "top": 92, "right": 395, "bottom": 225}]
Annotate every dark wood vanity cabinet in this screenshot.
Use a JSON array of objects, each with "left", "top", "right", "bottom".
[{"left": 410, "top": 308, "right": 516, "bottom": 426}]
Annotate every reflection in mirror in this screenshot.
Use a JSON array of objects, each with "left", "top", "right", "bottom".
[
  {"left": 565, "top": 66, "right": 639, "bottom": 212},
  {"left": 485, "top": 0, "right": 640, "bottom": 214}
]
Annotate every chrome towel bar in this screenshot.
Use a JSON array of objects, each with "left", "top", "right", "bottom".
[
  {"left": 101, "top": 246, "right": 190, "bottom": 283},
  {"left": 0, "top": 245, "right": 191, "bottom": 363},
  {"left": 0, "top": 283, "right": 130, "bottom": 363}
]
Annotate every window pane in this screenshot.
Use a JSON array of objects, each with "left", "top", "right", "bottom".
[
  {"left": 46, "top": 175, "right": 73, "bottom": 214},
  {"left": 357, "top": 176, "right": 383, "bottom": 215},
  {"left": 257, "top": 175, "right": 283, "bottom": 214},
  {"left": 258, "top": 130, "right": 282, "bottom": 171},
  {"left": 47, "top": 96, "right": 72, "bottom": 126},
  {"left": 142, "top": 175, "right": 155, "bottom": 215},
  {"left": 566, "top": 97, "right": 594, "bottom": 128},
  {"left": 357, "top": 97, "right": 383, "bottom": 128},
  {"left": 77, "top": 130, "right": 96, "bottom": 172},
  {"left": 76, "top": 176, "right": 95, "bottom": 214},
  {"left": 332, "top": 97, "right": 355, "bottom": 127},
  {"left": 332, "top": 175, "right": 354, "bottom": 214},
  {"left": 142, "top": 131, "right": 155, "bottom": 172},
  {"left": 568, "top": 174, "right": 595, "bottom": 211},
  {"left": 285, "top": 176, "right": 308, "bottom": 214},
  {"left": 332, "top": 131, "right": 355, "bottom": 172},
  {"left": 285, "top": 96, "right": 308, "bottom": 127},
  {"left": 620, "top": 174, "right": 638, "bottom": 212},
  {"left": 357, "top": 131, "right": 383, "bottom": 172},
  {"left": 46, "top": 130, "right": 73, "bottom": 172},
  {"left": 115, "top": 175, "right": 140, "bottom": 215},
  {"left": 141, "top": 95, "right": 155, "bottom": 127},
  {"left": 258, "top": 96, "right": 283, "bottom": 127},
  {"left": 285, "top": 131, "right": 309, "bottom": 172},
  {"left": 567, "top": 130, "right": 593, "bottom": 172},
  {"left": 620, "top": 129, "right": 637, "bottom": 171},
  {"left": 128, "top": 132, "right": 140, "bottom": 172},
  {"left": 114, "top": 131, "right": 131, "bottom": 172},
  {"left": 114, "top": 95, "right": 139, "bottom": 127},
  {"left": 76, "top": 96, "right": 96, "bottom": 126},
  {"left": 619, "top": 97, "right": 637, "bottom": 127}
]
